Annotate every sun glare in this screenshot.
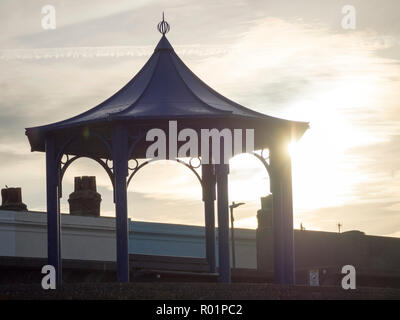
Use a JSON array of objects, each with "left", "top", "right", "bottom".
[{"left": 288, "top": 141, "right": 297, "bottom": 158}]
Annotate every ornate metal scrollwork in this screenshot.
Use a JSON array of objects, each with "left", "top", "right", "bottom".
[
  {"left": 251, "top": 150, "right": 270, "bottom": 174},
  {"left": 128, "top": 159, "right": 139, "bottom": 171},
  {"left": 127, "top": 157, "right": 203, "bottom": 188},
  {"left": 55, "top": 131, "right": 115, "bottom": 198},
  {"left": 58, "top": 155, "right": 115, "bottom": 199},
  {"left": 188, "top": 156, "right": 202, "bottom": 169},
  {"left": 251, "top": 149, "right": 271, "bottom": 190},
  {"left": 60, "top": 154, "right": 69, "bottom": 166},
  {"left": 105, "top": 158, "right": 113, "bottom": 170}
]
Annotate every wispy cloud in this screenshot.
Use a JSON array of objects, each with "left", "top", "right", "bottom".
[{"left": 0, "top": 45, "right": 228, "bottom": 60}]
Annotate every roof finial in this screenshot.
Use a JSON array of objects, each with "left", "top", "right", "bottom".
[{"left": 157, "top": 11, "right": 170, "bottom": 35}]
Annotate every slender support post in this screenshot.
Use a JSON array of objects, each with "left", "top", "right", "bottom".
[
  {"left": 202, "top": 164, "right": 216, "bottom": 273},
  {"left": 215, "top": 163, "right": 231, "bottom": 283},
  {"left": 230, "top": 206, "right": 236, "bottom": 269},
  {"left": 45, "top": 135, "right": 61, "bottom": 285},
  {"left": 112, "top": 124, "right": 130, "bottom": 282},
  {"left": 270, "top": 142, "right": 295, "bottom": 285}
]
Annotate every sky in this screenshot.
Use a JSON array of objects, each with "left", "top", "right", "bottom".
[{"left": 0, "top": 0, "right": 399, "bottom": 236}]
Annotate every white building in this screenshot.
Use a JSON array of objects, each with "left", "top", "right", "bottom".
[{"left": 0, "top": 209, "right": 257, "bottom": 269}]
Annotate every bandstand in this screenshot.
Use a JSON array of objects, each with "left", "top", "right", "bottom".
[{"left": 25, "top": 15, "right": 308, "bottom": 285}]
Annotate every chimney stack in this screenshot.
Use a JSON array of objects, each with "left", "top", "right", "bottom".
[
  {"left": 0, "top": 187, "right": 27, "bottom": 211},
  {"left": 68, "top": 176, "right": 101, "bottom": 217},
  {"left": 256, "top": 195, "right": 273, "bottom": 230}
]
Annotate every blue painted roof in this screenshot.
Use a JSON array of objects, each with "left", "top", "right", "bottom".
[
  {"left": 29, "top": 36, "right": 301, "bottom": 128},
  {"left": 26, "top": 35, "right": 308, "bottom": 155}
]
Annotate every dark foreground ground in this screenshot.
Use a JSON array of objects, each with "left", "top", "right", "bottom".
[{"left": 0, "top": 282, "right": 400, "bottom": 300}]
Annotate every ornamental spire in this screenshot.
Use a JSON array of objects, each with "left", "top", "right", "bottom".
[{"left": 157, "top": 12, "right": 170, "bottom": 35}]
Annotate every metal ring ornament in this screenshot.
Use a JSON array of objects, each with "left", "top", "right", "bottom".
[
  {"left": 189, "top": 157, "right": 202, "bottom": 169},
  {"left": 106, "top": 158, "right": 113, "bottom": 170},
  {"left": 60, "top": 154, "right": 69, "bottom": 165},
  {"left": 128, "top": 159, "right": 139, "bottom": 171},
  {"left": 261, "top": 148, "right": 269, "bottom": 160}
]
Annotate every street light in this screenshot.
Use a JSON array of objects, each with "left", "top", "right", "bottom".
[{"left": 229, "top": 201, "right": 245, "bottom": 269}]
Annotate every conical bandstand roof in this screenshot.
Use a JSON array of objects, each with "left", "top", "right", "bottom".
[{"left": 26, "top": 30, "right": 308, "bottom": 159}]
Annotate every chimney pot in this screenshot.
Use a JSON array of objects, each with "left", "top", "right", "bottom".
[
  {"left": 68, "top": 176, "right": 101, "bottom": 217},
  {"left": 0, "top": 187, "right": 28, "bottom": 211}
]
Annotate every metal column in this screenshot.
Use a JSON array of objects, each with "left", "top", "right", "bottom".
[
  {"left": 270, "top": 143, "right": 295, "bottom": 285},
  {"left": 45, "top": 135, "right": 61, "bottom": 285},
  {"left": 202, "top": 164, "right": 216, "bottom": 273},
  {"left": 112, "top": 124, "right": 130, "bottom": 282},
  {"left": 216, "top": 163, "right": 231, "bottom": 283}
]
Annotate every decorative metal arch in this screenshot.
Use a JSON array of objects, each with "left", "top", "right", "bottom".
[
  {"left": 55, "top": 132, "right": 114, "bottom": 199},
  {"left": 230, "top": 150, "right": 271, "bottom": 190},
  {"left": 251, "top": 150, "right": 271, "bottom": 190},
  {"left": 127, "top": 132, "right": 147, "bottom": 160},
  {"left": 59, "top": 155, "right": 114, "bottom": 198},
  {"left": 251, "top": 150, "right": 271, "bottom": 176},
  {"left": 56, "top": 132, "right": 112, "bottom": 166},
  {"left": 127, "top": 158, "right": 203, "bottom": 188}
]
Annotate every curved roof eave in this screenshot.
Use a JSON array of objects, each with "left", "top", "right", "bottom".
[{"left": 25, "top": 35, "right": 309, "bottom": 144}]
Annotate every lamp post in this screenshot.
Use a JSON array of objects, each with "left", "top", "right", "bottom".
[{"left": 229, "top": 201, "right": 245, "bottom": 269}]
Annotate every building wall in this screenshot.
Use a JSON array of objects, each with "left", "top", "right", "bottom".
[
  {"left": 129, "top": 221, "right": 257, "bottom": 268},
  {"left": 0, "top": 210, "right": 117, "bottom": 261},
  {"left": 0, "top": 210, "right": 257, "bottom": 268},
  {"left": 2, "top": 209, "right": 400, "bottom": 276},
  {"left": 0, "top": 211, "right": 15, "bottom": 256},
  {"left": 257, "top": 228, "right": 400, "bottom": 276}
]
